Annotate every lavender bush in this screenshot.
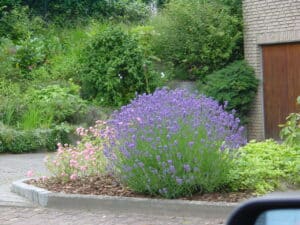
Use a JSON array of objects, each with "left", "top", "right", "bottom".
[{"left": 105, "top": 88, "right": 246, "bottom": 198}]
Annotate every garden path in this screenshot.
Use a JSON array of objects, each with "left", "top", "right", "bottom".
[{"left": 0, "top": 153, "right": 226, "bottom": 225}]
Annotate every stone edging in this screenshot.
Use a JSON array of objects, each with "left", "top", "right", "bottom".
[{"left": 11, "top": 178, "right": 238, "bottom": 218}]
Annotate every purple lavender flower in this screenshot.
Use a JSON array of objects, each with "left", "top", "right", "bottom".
[
  {"left": 188, "top": 141, "right": 194, "bottom": 147},
  {"left": 176, "top": 178, "right": 183, "bottom": 185},
  {"left": 183, "top": 164, "right": 191, "bottom": 172},
  {"left": 169, "top": 165, "right": 176, "bottom": 174},
  {"left": 138, "top": 162, "right": 144, "bottom": 168},
  {"left": 104, "top": 88, "right": 246, "bottom": 198}
]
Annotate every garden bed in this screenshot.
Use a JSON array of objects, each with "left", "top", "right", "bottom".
[{"left": 27, "top": 175, "right": 256, "bottom": 203}]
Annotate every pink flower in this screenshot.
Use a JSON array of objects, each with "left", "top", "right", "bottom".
[
  {"left": 80, "top": 166, "right": 87, "bottom": 171},
  {"left": 70, "top": 173, "right": 78, "bottom": 180},
  {"left": 41, "top": 176, "right": 48, "bottom": 182},
  {"left": 26, "top": 170, "right": 34, "bottom": 177}
]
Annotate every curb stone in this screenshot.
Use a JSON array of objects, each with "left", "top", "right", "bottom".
[{"left": 11, "top": 178, "right": 239, "bottom": 218}]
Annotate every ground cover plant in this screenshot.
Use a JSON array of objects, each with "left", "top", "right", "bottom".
[{"left": 229, "top": 140, "right": 300, "bottom": 194}]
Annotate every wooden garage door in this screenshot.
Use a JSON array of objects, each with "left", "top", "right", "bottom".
[{"left": 263, "top": 43, "right": 300, "bottom": 139}]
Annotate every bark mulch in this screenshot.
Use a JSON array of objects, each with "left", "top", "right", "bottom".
[{"left": 27, "top": 175, "right": 256, "bottom": 203}]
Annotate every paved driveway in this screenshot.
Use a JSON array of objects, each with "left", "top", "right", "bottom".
[{"left": 0, "top": 153, "right": 226, "bottom": 225}]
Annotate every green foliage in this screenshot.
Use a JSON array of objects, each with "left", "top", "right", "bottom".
[
  {"left": 0, "top": 123, "right": 71, "bottom": 153},
  {"left": 0, "top": 6, "right": 45, "bottom": 40},
  {"left": 0, "top": 79, "right": 24, "bottom": 126},
  {"left": 19, "top": 105, "right": 54, "bottom": 130},
  {"left": 24, "top": 82, "right": 87, "bottom": 125},
  {"left": 16, "top": 0, "right": 149, "bottom": 25},
  {"left": 0, "top": 0, "right": 21, "bottom": 18},
  {"left": 77, "top": 26, "right": 160, "bottom": 106},
  {"left": 13, "top": 36, "right": 47, "bottom": 76},
  {"left": 151, "top": 0, "right": 242, "bottom": 80},
  {"left": 0, "top": 38, "right": 23, "bottom": 80},
  {"left": 279, "top": 97, "right": 300, "bottom": 147},
  {"left": 214, "top": 0, "right": 242, "bottom": 17},
  {"left": 230, "top": 140, "right": 300, "bottom": 194},
  {"left": 200, "top": 60, "right": 259, "bottom": 123},
  {"left": 111, "top": 0, "right": 150, "bottom": 22}
]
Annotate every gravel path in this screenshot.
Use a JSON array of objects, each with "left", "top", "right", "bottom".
[{"left": 0, "top": 153, "right": 227, "bottom": 225}]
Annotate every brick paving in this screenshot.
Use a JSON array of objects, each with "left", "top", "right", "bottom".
[{"left": 0, "top": 206, "right": 225, "bottom": 225}]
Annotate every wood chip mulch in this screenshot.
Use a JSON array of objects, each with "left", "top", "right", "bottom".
[{"left": 27, "top": 175, "right": 256, "bottom": 203}]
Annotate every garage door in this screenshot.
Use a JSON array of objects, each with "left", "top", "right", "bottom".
[{"left": 263, "top": 43, "right": 300, "bottom": 139}]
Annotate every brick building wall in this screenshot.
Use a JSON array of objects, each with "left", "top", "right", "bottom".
[{"left": 243, "top": 0, "right": 300, "bottom": 140}]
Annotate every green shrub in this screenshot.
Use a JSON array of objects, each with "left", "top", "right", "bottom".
[
  {"left": 112, "top": 0, "right": 150, "bottom": 22},
  {"left": 199, "top": 60, "right": 259, "bottom": 123},
  {"left": 151, "top": 0, "right": 242, "bottom": 80},
  {"left": 230, "top": 140, "right": 300, "bottom": 194},
  {"left": 279, "top": 97, "right": 300, "bottom": 147},
  {"left": 0, "top": 37, "right": 48, "bottom": 80},
  {"left": 0, "top": 79, "right": 25, "bottom": 126},
  {"left": 0, "top": 123, "right": 71, "bottom": 153},
  {"left": 0, "top": 0, "right": 21, "bottom": 18},
  {"left": 0, "top": 6, "right": 45, "bottom": 40},
  {"left": 77, "top": 26, "right": 161, "bottom": 106},
  {"left": 0, "top": 38, "right": 23, "bottom": 81},
  {"left": 19, "top": 0, "right": 149, "bottom": 25},
  {"left": 13, "top": 36, "right": 47, "bottom": 77},
  {"left": 24, "top": 82, "right": 87, "bottom": 125}
]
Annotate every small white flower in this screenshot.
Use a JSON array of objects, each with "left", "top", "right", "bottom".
[{"left": 160, "top": 72, "right": 165, "bottom": 78}]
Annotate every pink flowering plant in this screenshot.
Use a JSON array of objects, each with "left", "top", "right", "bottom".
[
  {"left": 105, "top": 88, "right": 246, "bottom": 198},
  {"left": 45, "top": 120, "right": 113, "bottom": 181}
]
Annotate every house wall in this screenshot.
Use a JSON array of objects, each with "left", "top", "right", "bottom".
[{"left": 243, "top": 0, "right": 300, "bottom": 140}]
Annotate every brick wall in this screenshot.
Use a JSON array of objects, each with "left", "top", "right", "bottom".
[{"left": 243, "top": 0, "right": 300, "bottom": 140}]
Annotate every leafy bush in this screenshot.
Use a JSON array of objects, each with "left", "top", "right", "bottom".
[
  {"left": 230, "top": 140, "right": 300, "bottom": 194},
  {"left": 77, "top": 26, "right": 161, "bottom": 106},
  {"left": 111, "top": 0, "right": 150, "bottom": 22},
  {"left": 0, "top": 6, "right": 45, "bottom": 40},
  {"left": 105, "top": 88, "right": 246, "bottom": 198},
  {"left": 45, "top": 120, "right": 109, "bottom": 181},
  {"left": 279, "top": 97, "right": 300, "bottom": 147},
  {"left": 0, "top": 38, "right": 23, "bottom": 81},
  {"left": 0, "top": 123, "right": 70, "bottom": 153},
  {"left": 0, "top": 36, "right": 49, "bottom": 80},
  {"left": 23, "top": 82, "right": 87, "bottom": 126},
  {"left": 151, "top": 0, "right": 242, "bottom": 80},
  {"left": 13, "top": 36, "right": 47, "bottom": 76},
  {"left": 199, "top": 60, "right": 259, "bottom": 123},
  {"left": 18, "top": 0, "right": 149, "bottom": 24},
  {"left": 0, "top": 0, "right": 21, "bottom": 18},
  {"left": 0, "top": 79, "right": 24, "bottom": 126}
]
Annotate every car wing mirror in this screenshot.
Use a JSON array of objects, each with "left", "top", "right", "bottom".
[{"left": 226, "top": 194, "right": 300, "bottom": 225}]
